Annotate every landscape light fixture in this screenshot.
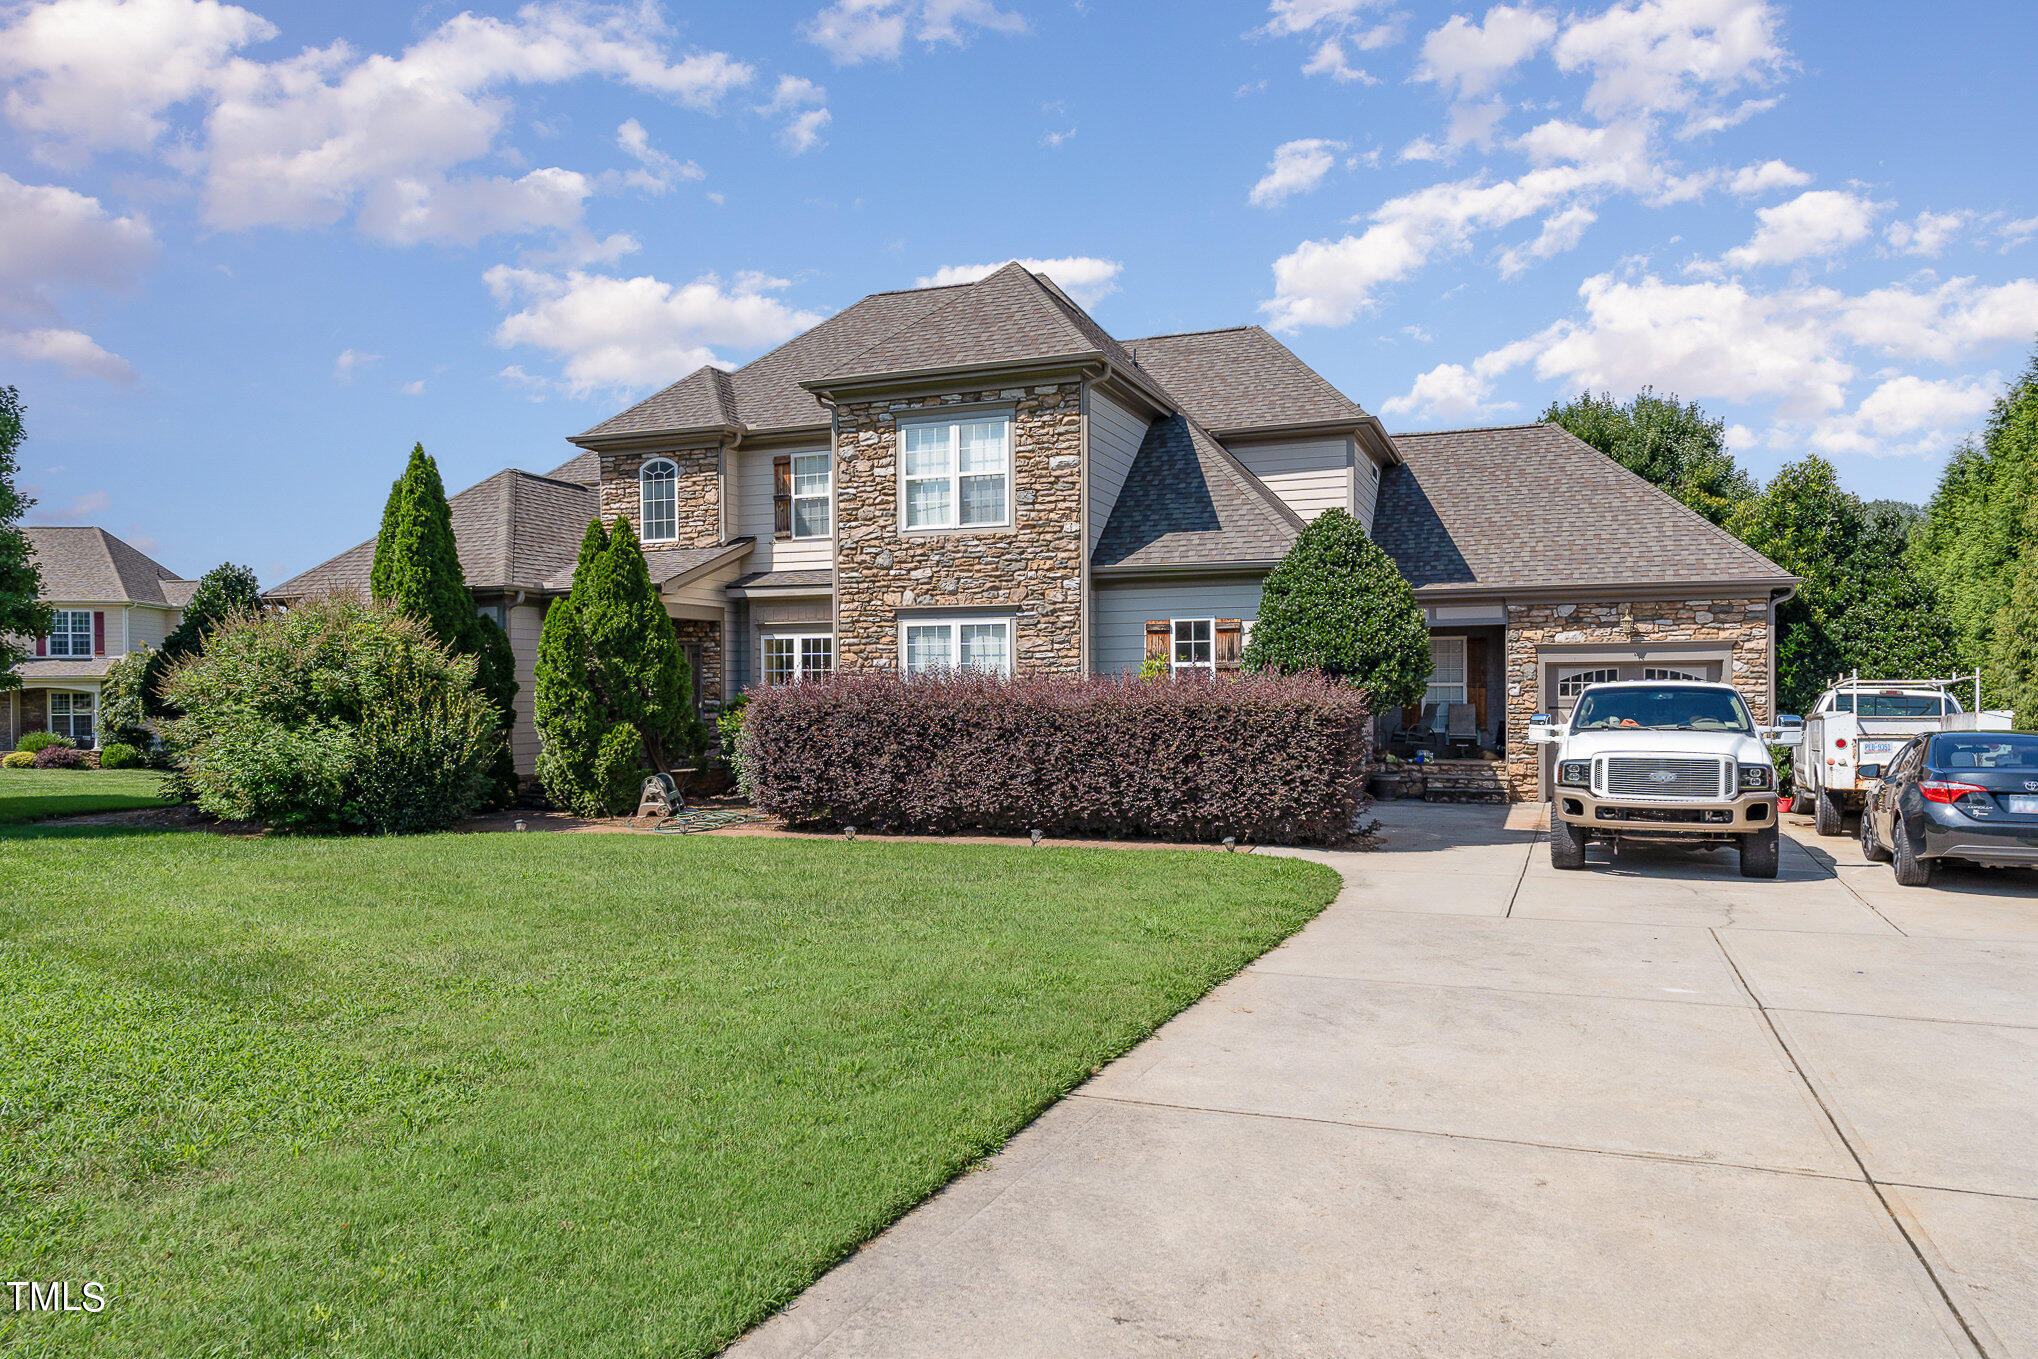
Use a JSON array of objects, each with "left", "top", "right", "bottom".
[
  {"left": 513, "top": 820, "right": 526, "bottom": 832},
  {"left": 1029, "top": 828, "right": 1043, "bottom": 846},
  {"left": 1222, "top": 836, "right": 1237, "bottom": 852},
  {"left": 844, "top": 825, "right": 857, "bottom": 842}
]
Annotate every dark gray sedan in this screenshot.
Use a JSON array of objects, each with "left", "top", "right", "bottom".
[{"left": 1859, "top": 731, "right": 2038, "bottom": 886}]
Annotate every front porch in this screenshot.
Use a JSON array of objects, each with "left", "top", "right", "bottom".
[{"left": 3, "top": 682, "right": 102, "bottom": 751}]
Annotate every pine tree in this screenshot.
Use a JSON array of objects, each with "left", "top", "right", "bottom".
[
  {"left": 143, "top": 561, "right": 261, "bottom": 714},
  {"left": 1242, "top": 507, "right": 1432, "bottom": 710},
  {"left": 533, "top": 517, "right": 700, "bottom": 815},
  {"left": 369, "top": 444, "right": 518, "bottom": 801},
  {"left": 0, "top": 386, "right": 53, "bottom": 690}
]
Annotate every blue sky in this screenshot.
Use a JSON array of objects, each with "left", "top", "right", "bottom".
[{"left": 2, "top": 0, "right": 2034, "bottom": 582}]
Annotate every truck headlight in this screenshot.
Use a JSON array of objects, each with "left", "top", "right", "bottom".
[
  {"left": 1558, "top": 760, "right": 1591, "bottom": 788},
  {"left": 1739, "top": 763, "right": 1775, "bottom": 791}
]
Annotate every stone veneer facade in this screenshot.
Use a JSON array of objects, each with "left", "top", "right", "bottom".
[
  {"left": 671, "top": 617, "right": 723, "bottom": 713},
  {"left": 599, "top": 446, "right": 721, "bottom": 547},
  {"left": 1502, "top": 597, "right": 1773, "bottom": 800},
  {"left": 832, "top": 382, "right": 1086, "bottom": 673}
]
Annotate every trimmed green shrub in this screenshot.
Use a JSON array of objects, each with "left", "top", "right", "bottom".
[
  {"left": 15, "top": 731, "right": 70, "bottom": 754},
  {"left": 33, "top": 744, "right": 90, "bottom": 769},
  {"left": 99, "top": 742, "right": 143, "bottom": 769},
  {"left": 100, "top": 647, "right": 154, "bottom": 750},
  {"left": 1242, "top": 507, "right": 1433, "bottom": 711},
  {"left": 2, "top": 750, "right": 33, "bottom": 768},
  {"left": 715, "top": 693, "right": 749, "bottom": 784},
  {"left": 742, "top": 670, "right": 1374, "bottom": 844},
  {"left": 162, "top": 595, "right": 501, "bottom": 834}
]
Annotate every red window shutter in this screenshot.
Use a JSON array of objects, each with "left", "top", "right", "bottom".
[
  {"left": 772, "top": 455, "right": 793, "bottom": 540},
  {"left": 1144, "top": 620, "right": 1170, "bottom": 663},
  {"left": 1215, "top": 619, "right": 1243, "bottom": 671},
  {"left": 35, "top": 634, "right": 46, "bottom": 657},
  {"left": 93, "top": 612, "right": 106, "bottom": 656}
]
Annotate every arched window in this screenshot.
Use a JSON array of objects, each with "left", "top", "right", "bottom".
[{"left": 639, "top": 458, "right": 677, "bottom": 541}]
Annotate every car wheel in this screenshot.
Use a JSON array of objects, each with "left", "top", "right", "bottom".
[
  {"left": 1814, "top": 787, "right": 1844, "bottom": 837},
  {"left": 1859, "top": 807, "right": 1892, "bottom": 863},
  {"left": 1739, "top": 823, "right": 1780, "bottom": 879},
  {"left": 1550, "top": 816, "right": 1588, "bottom": 870},
  {"left": 1891, "top": 818, "right": 1934, "bottom": 887}
]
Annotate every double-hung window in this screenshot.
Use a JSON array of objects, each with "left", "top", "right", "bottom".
[
  {"left": 1172, "top": 619, "right": 1214, "bottom": 674},
  {"left": 639, "top": 458, "right": 678, "bottom": 542},
  {"left": 902, "top": 618, "right": 1012, "bottom": 676},
  {"left": 1424, "top": 636, "right": 1467, "bottom": 708},
  {"left": 901, "top": 414, "right": 1010, "bottom": 530},
  {"left": 790, "top": 453, "right": 831, "bottom": 538},
  {"left": 47, "top": 609, "right": 93, "bottom": 658},
  {"left": 763, "top": 633, "right": 833, "bottom": 685},
  {"left": 48, "top": 691, "right": 94, "bottom": 744}
]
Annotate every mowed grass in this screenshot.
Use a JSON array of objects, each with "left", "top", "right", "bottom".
[
  {"left": 0, "top": 827, "right": 1338, "bottom": 1357},
  {"left": 0, "top": 769, "right": 175, "bottom": 824}
]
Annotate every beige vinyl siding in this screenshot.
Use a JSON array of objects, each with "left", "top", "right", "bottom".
[
  {"left": 747, "top": 597, "right": 834, "bottom": 689},
  {"left": 505, "top": 600, "right": 546, "bottom": 775},
  {"left": 735, "top": 443, "right": 832, "bottom": 572},
  {"left": 1227, "top": 436, "right": 1352, "bottom": 522},
  {"left": 1092, "top": 577, "right": 1265, "bottom": 674},
  {"left": 1355, "top": 449, "right": 1382, "bottom": 537},
  {"left": 1087, "top": 389, "right": 1148, "bottom": 551},
  {"left": 664, "top": 555, "right": 750, "bottom": 620},
  {"left": 125, "top": 605, "right": 176, "bottom": 652}
]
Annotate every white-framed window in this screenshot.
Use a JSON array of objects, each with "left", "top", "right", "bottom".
[
  {"left": 1556, "top": 665, "right": 1620, "bottom": 700},
  {"left": 900, "top": 413, "right": 1011, "bottom": 531},
  {"left": 639, "top": 458, "right": 678, "bottom": 542},
  {"left": 1644, "top": 666, "right": 1704, "bottom": 681},
  {"left": 1424, "top": 635, "right": 1467, "bottom": 708},
  {"left": 1172, "top": 619, "right": 1214, "bottom": 673},
  {"left": 763, "top": 633, "right": 833, "bottom": 685},
  {"left": 47, "top": 609, "right": 93, "bottom": 658},
  {"left": 901, "top": 617, "right": 1012, "bottom": 676},
  {"left": 49, "top": 690, "right": 95, "bottom": 744},
  {"left": 790, "top": 452, "right": 831, "bottom": 539}
]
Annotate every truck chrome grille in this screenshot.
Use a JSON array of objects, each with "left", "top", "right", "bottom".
[{"left": 1600, "top": 756, "right": 1727, "bottom": 800}]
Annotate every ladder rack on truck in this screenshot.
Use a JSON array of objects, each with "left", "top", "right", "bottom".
[{"left": 1794, "top": 672, "right": 2015, "bottom": 836}]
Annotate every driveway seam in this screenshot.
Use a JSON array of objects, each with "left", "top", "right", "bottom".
[
  {"left": 1243, "top": 967, "right": 1755, "bottom": 1011},
  {"left": 1504, "top": 829, "right": 1538, "bottom": 917},
  {"left": 1069, "top": 1091, "right": 1865, "bottom": 1185},
  {"left": 1707, "top": 928, "right": 1990, "bottom": 1358},
  {"left": 1765, "top": 1004, "right": 2038, "bottom": 1033}
]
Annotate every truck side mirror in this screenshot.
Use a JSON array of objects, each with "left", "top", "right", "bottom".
[
  {"left": 1767, "top": 727, "right": 1804, "bottom": 746},
  {"left": 1777, "top": 713, "right": 1803, "bottom": 726}
]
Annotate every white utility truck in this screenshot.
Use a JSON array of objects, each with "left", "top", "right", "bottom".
[
  {"left": 1794, "top": 674, "right": 2014, "bottom": 836},
  {"left": 1529, "top": 679, "right": 1802, "bottom": 879}
]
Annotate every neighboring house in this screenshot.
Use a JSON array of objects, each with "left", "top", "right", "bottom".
[
  {"left": 4, "top": 527, "right": 195, "bottom": 750},
  {"left": 274, "top": 262, "right": 1796, "bottom": 797}
]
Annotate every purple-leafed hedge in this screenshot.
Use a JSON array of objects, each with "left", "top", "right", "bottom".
[{"left": 739, "top": 670, "right": 1372, "bottom": 844}]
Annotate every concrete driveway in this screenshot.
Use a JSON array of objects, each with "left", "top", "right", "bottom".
[{"left": 729, "top": 805, "right": 2038, "bottom": 1359}]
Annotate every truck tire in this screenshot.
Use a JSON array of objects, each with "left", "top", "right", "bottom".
[
  {"left": 1550, "top": 817, "right": 1588, "bottom": 870},
  {"left": 1790, "top": 793, "right": 1814, "bottom": 815},
  {"left": 1739, "top": 823, "right": 1780, "bottom": 879},
  {"left": 1891, "top": 819, "right": 1934, "bottom": 887},
  {"left": 1859, "top": 808, "right": 1892, "bottom": 863},
  {"left": 1814, "top": 787, "right": 1844, "bottom": 837}
]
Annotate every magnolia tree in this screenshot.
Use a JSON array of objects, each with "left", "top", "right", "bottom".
[
  {"left": 0, "top": 386, "right": 52, "bottom": 690},
  {"left": 1242, "top": 507, "right": 1432, "bottom": 711}
]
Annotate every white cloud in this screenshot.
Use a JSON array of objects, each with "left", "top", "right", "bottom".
[
  {"left": 1262, "top": 0, "right": 1398, "bottom": 80},
  {"left": 1827, "top": 275, "right": 2038, "bottom": 364},
  {"left": 1806, "top": 373, "right": 1998, "bottom": 458},
  {"left": 333, "top": 348, "right": 378, "bottom": 382},
  {"left": 914, "top": 256, "right": 1122, "bottom": 307},
  {"left": 1249, "top": 138, "right": 1345, "bottom": 208},
  {"left": 802, "top": 0, "right": 1024, "bottom": 65},
  {"left": 400, "top": 378, "right": 427, "bottom": 396},
  {"left": 2000, "top": 215, "right": 2038, "bottom": 249},
  {"left": 1260, "top": 0, "right": 1390, "bottom": 37},
  {"left": 615, "top": 119, "right": 703, "bottom": 193},
  {"left": 1301, "top": 37, "right": 1378, "bottom": 83},
  {"left": 1380, "top": 360, "right": 1521, "bottom": 421},
  {"left": 757, "top": 75, "right": 830, "bottom": 154},
  {"left": 485, "top": 265, "right": 825, "bottom": 396},
  {"left": 1721, "top": 188, "right": 1882, "bottom": 268},
  {"left": 1885, "top": 209, "right": 1967, "bottom": 257},
  {"left": 1414, "top": 5, "right": 1556, "bottom": 100},
  {"left": 0, "top": 173, "right": 155, "bottom": 381},
  {"left": 1728, "top": 158, "right": 1809, "bottom": 195},
  {"left": 1551, "top": 0, "right": 1789, "bottom": 132},
  {"left": 1495, "top": 203, "right": 1596, "bottom": 276}
]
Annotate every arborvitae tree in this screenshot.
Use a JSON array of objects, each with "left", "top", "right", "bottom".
[
  {"left": 1242, "top": 507, "right": 1432, "bottom": 711},
  {"left": 143, "top": 561, "right": 261, "bottom": 715},
  {"left": 533, "top": 517, "right": 700, "bottom": 815},
  {"left": 0, "top": 386, "right": 53, "bottom": 690},
  {"left": 1989, "top": 494, "right": 2038, "bottom": 730},
  {"left": 1543, "top": 387, "right": 1756, "bottom": 526},
  {"left": 370, "top": 444, "right": 518, "bottom": 802}
]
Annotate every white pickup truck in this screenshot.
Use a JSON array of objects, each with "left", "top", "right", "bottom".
[
  {"left": 1529, "top": 679, "right": 1802, "bottom": 879},
  {"left": 1794, "top": 676, "right": 2014, "bottom": 836}
]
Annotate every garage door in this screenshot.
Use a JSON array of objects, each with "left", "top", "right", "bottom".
[{"left": 1541, "top": 660, "right": 1725, "bottom": 794}]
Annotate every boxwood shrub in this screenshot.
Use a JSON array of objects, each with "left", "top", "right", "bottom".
[
  {"left": 15, "top": 731, "right": 70, "bottom": 755},
  {"left": 99, "top": 741, "right": 144, "bottom": 769},
  {"left": 740, "top": 670, "right": 1372, "bottom": 844},
  {"left": 1, "top": 751, "right": 33, "bottom": 769}
]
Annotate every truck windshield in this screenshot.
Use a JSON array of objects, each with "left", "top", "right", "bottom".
[
  {"left": 1832, "top": 693, "right": 1955, "bottom": 717},
  {"left": 1571, "top": 686, "right": 1756, "bottom": 734},
  {"left": 1931, "top": 734, "right": 2038, "bottom": 770}
]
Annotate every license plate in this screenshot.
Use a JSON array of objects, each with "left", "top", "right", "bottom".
[
  {"left": 2009, "top": 796, "right": 2038, "bottom": 815},
  {"left": 1861, "top": 741, "right": 1897, "bottom": 754}
]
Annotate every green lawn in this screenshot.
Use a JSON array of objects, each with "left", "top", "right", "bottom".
[
  {"left": 0, "top": 768, "right": 175, "bottom": 824},
  {"left": 0, "top": 828, "right": 1338, "bottom": 1357}
]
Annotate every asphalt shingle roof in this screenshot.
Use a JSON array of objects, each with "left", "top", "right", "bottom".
[
  {"left": 815, "top": 262, "right": 1115, "bottom": 384},
  {"left": 1374, "top": 424, "right": 1793, "bottom": 591},
  {"left": 22, "top": 527, "right": 189, "bottom": 605},
  {"left": 271, "top": 469, "right": 597, "bottom": 600},
  {"left": 1124, "top": 327, "right": 1369, "bottom": 432},
  {"left": 729, "top": 569, "right": 833, "bottom": 591},
  {"left": 1092, "top": 415, "right": 1306, "bottom": 571}
]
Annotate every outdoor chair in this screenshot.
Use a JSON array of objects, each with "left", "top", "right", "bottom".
[
  {"left": 1444, "top": 702, "right": 1481, "bottom": 755},
  {"left": 1392, "top": 702, "right": 1443, "bottom": 752}
]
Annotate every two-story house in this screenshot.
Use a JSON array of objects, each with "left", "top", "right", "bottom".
[
  {"left": 5, "top": 527, "right": 195, "bottom": 750},
  {"left": 278, "top": 262, "right": 1796, "bottom": 799}
]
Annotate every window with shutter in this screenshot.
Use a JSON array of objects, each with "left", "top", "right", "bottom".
[
  {"left": 772, "top": 455, "right": 793, "bottom": 540},
  {"left": 93, "top": 611, "right": 106, "bottom": 656},
  {"left": 1144, "top": 620, "right": 1170, "bottom": 663},
  {"left": 1215, "top": 619, "right": 1243, "bottom": 671}
]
